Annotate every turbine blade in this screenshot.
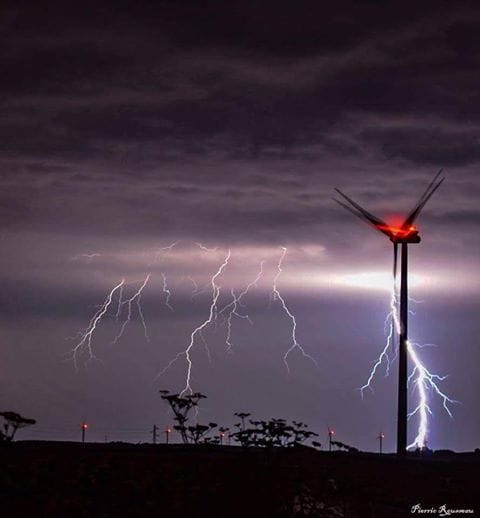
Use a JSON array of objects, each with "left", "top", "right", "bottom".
[
  {"left": 333, "top": 197, "right": 393, "bottom": 238},
  {"left": 334, "top": 188, "right": 389, "bottom": 228},
  {"left": 411, "top": 169, "right": 443, "bottom": 209},
  {"left": 401, "top": 174, "right": 445, "bottom": 228},
  {"left": 333, "top": 189, "right": 393, "bottom": 238},
  {"left": 332, "top": 197, "right": 375, "bottom": 227}
]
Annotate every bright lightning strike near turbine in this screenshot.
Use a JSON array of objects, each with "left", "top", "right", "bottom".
[
  {"left": 272, "top": 247, "right": 317, "bottom": 373},
  {"left": 359, "top": 286, "right": 398, "bottom": 395},
  {"left": 360, "top": 276, "right": 456, "bottom": 450},
  {"left": 70, "top": 279, "right": 125, "bottom": 368},
  {"left": 158, "top": 250, "right": 231, "bottom": 396},
  {"left": 406, "top": 335, "right": 456, "bottom": 450}
]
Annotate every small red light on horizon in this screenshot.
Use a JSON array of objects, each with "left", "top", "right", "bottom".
[{"left": 82, "top": 423, "right": 88, "bottom": 429}]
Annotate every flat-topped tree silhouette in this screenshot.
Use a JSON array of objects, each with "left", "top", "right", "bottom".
[
  {"left": 159, "top": 390, "right": 216, "bottom": 444},
  {"left": 187, "top": 422, "right": 218, "bottom": 445},
  {"left": 0, "top": 411, "right": 36, "bottom": 442},
  {"left": 234, "top": 412, "right": 251, "bottom": 432}
]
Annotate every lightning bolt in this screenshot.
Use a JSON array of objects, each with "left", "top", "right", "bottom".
[
  {"left": 155, "top": 241, "right": 179, "bottom": 258},
  {"left": 150, "top": 241, "right": 180, "bottom": 268},
  {"left": 160, "top": 241, "right": 180, "bottom": 252},
  {"left": 161, "top": 273, "right": 174, "bottom": 311},
  {"left": 219, "top": 261, "right": 265, "bottom": 354},
  {"left": 272, "top": 247, "right": 317, "bottom": 373},
  {"left": 360, "top": 275, "right": 457, "bottom": 450},
  {"left": 360, "top": 289, "right": 397, "bottom": 396},
  {"left": 158, "top": 250, "right": 231, "bottom": 396},
  {"left": 113, "top": 274, "right": 151, "bottom": 344},
  {"left": 195, "top": 243, "right": 218, "bottom": 253},
  {"left": 115, "top": 284, "right": 124, "bottom": 321},
  {"left": 70, "top": 279, "right": 125, "bottom": 368}
]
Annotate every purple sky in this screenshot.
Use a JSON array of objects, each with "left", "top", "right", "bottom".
[{"left": 1, "top": 1, "right": 479, "bottom": 451}]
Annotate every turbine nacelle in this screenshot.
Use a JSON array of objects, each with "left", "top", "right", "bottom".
[
  {"left": 378, "top": 224, "right": 421, "bottom": 244},
  {"left": 333, "top": 169, "right": 444, "bottom": 245}
]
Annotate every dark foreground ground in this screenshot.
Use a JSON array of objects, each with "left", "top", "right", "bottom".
[{"left": 0, "top": 442, "right": 479, "bottom": 517}]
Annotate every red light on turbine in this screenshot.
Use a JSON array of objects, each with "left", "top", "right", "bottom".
[
  {"left": 388, "top": 215, "right": 404, "bottom": 227},
  {"left": 166, "top": 428, "right": 171, "bottom": 433},
  {"left": 377, "top": 223, "right": 418, "bottom": 238}
]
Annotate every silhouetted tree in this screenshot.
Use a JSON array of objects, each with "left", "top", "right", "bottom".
[
  {"left": 159, "top": 390, "right": 217, "bottom": 445},
  {"left": 234, "top": 412, "right": 250, "bottom": 431},
  {"left": 0, "top": 411, "right": 36, "bottom": 442},
  {"left": 159, "top": 390, "right": 205, "bottom": 444},
  {"left": 187, "top": 423, "right": 218, "bottom": 444}
]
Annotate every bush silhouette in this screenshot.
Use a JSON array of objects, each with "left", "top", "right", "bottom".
[
  {"left": 231, "top": 416, "right": 318, "bottom": 448},
  {"left": 159, "top": 391, "right": 319, "bottom": 448},
  {"left": 330, "top": 440, "right": 359, "bottom": 453},
  {"left": 0, "top": 411, "right": 36, "bottom": 442},
  {"left": 159, "top": 390, "right": 216, "bottom": 444}
]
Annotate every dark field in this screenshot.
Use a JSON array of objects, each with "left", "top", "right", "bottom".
[{"left": 0, "top": 442, "right": 478, "bottom": 517}]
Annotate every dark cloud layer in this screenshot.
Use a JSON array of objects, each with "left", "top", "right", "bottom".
[
  {"left": 1, "top": 2, "right": 480, "bottom": 243},
  {"left": 0, "top": 2, "right": 479, "bottom": 451}
]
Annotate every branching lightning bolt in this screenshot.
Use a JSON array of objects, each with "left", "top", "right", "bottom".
[
  {"left": 113, "top": 274, "right": 151, "bottom": 343},
  {"left": 219, "top": 261, "right": 265, "bottom": 354},
  {"left": 272, "top": 247, "right": 317, "bottom": 373},
  {"left": 158, "top": 250, "right": 231, "bottom": 396},
  {"left": 360, "top": 289, "right": 398, "bottom": 396},
  {"left": 360, "top": 275, "right": 457, "bottom": 450},
  {"left": 71, "top": 279, "right": 125, "bottom": 368}
]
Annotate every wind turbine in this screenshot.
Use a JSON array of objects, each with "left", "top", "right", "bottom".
[{"left": 333, "top": 170, "right": 445, "bottom": 455}]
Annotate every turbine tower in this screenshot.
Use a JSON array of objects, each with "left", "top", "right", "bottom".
[{"left": 333, "top": 171, "right": 445, "bottom": 455}]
